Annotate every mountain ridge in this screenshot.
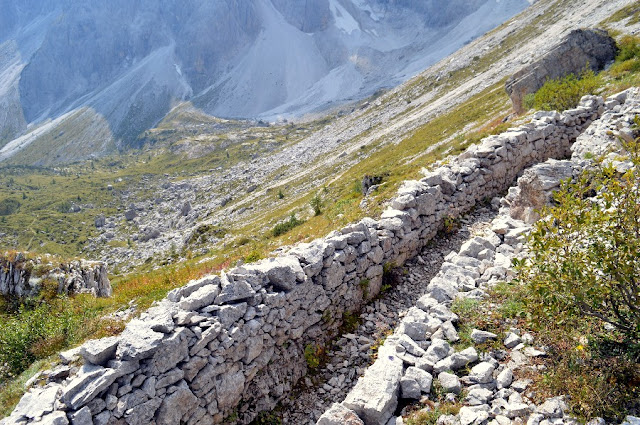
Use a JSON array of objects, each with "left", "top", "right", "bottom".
[{"left": 0, "top": 0, "right": 531, "bottom": 164}]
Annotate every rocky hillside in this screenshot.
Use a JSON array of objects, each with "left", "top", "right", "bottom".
[{"left": 0, "top": 0, "right": 531, "bottom": 165}]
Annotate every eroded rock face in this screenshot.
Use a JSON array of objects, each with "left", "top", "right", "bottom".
[
  {"left": 506, "top": 29, "right": 616, "bottom": 114},
  {"left": 0, "top": 253, "right": 111, "bottom": 298}
]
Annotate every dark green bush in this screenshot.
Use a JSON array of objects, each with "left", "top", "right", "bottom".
[
  {"left": 272, "top": 213, "right": 303, "bottom": 237},
  {"left": 532, "top": 68, "right": 599, "bottom": 111}
]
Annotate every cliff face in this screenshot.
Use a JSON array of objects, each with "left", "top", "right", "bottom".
[{"left": 0, "top": 0, "right": 531, "bottom": 164}]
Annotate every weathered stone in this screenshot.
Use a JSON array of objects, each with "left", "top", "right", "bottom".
[
  {"left": 62, "top": 366, "right": 118, "bottom": 410},
  {"left": 214, "top": 273, "right": 256, "bottom": 304},
  {"left": 536, "top": 397, "right": 567, "bottom": 418},
  {"left": 404, "top": 367, "right": 432, "bottom": 394},
  {"left": 80, "top": 337, "right": 120, "bottom": 366},
  {"left": 469, "top": 362, "right": 495, "bottom": 384},
  {"left": 70, "top": 406, "right": 92, "bottom": 425},
  {"left": 344, "top": 344, "right": 404, "bottom": 425},
  {"left": 459, "top": 406, "right": 490, "bottom": 425},
  {"left": 470, "top": 329, "right": 497, "bottom": 344},
  {"left": 437, "top": 372, "right": 461, "bottom": 394},
  {"left": 179, "top": 284, "right": 220, "bottom": 311},
  {"left": 316, "top": 403, "right": 364, "bottom": 425},
  {"left": 504, "top": 333, "right": 521, "bottom": 349},
  {"left": 116, "top": 320, "right": 164, "bottom": 361},
  {"left": 11, "top": 385, "right": 59, "bottom": 420},
  {"left": 217, "top": 303, "right": 247, "bottom": 327},
  {"left": 38, "top": 412, "right": 69, "bottom": 425},
  {"left": 189, "top": 323, "right": 222, "bottom": 356},
  {"left": 466, "top": 388, "right": 493, "bottom": 406},
  {"left": 216, "top": 370, "right": 245, "bottom": 410},
  {"left": 496, "top": 368, "right": 513, "bottom": 389},
  {"left": 155, "top": 387, "right": 198, "bottom": 425}
]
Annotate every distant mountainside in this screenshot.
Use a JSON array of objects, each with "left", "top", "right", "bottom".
[{"left": 0, "top": 0, "right": 531, "bottom": 164}]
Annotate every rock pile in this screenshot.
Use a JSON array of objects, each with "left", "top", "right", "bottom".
[
  {"left": 1, "top": 92, "right": 615, "bottom": 425},
  {"left": 0, "top": 253, "right": 111, "bottom": 298}
]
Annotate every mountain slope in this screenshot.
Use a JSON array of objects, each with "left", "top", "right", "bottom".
[{"left": 0, "top": 0, "right": 531, "bottom": 165}]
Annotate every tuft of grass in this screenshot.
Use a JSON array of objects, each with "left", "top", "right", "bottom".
[{"left": 405, "top": 402, "right": 461, "bottom": 425}]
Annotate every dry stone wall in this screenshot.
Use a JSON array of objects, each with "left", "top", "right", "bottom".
[
  {"left": 0, "top": 253, "right": 111, "bottom": 299},
  {"left": 2, "top": 95, "right": 607, "bottom": 425},
  {"left": 318, "top": 88, "right": 639, "bottom": 425}
]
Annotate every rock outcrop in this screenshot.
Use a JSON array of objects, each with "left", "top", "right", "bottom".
[
  {"left": 0, "top": 253, "right": 111, "bottom": 298},
  {"left": 1, "top": 93, "right": 609, "bottom": 425},
  {"left": 506, "top": 29, "right": 617, "bottom": 114}
]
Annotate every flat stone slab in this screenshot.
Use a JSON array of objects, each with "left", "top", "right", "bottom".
[{"left": 344, "top": 344, "right": 404, "bottom": 425}]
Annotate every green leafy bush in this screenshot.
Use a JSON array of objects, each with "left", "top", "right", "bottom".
[
  {"left": 610, "top": 35, "right": 640, "bottom": 78},
  {"left": 518, "top": 133, "right": 640, "bottom": 341},
  {"left": 532, "top": 68, "right": 599, "bottom": 111},
  {"left": 0, "top": 301, "right": 83, "bottom": 381},
  {"left": 272, "top": 213, "right": 303, "bottom": 237}
]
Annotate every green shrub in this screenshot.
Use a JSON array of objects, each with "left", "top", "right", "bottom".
[
  {"left": 304, "top": 343, "right": 322, "bottom": 369},
  {"left": 617, "top": 35, "right": 640, "bottom": 62},
  {"left": 0, "top": 199, "right": 20, "bottom": 216},
  {"left": 532, "top": 68, "right": 600, "bottom": 111},
  {"left": 0, "top": 301, "right": 84, "bottom": 381},
  {"left": 523, "top": 93, "right": 536, "bottom": 111},
  {"left": 272, "top": 213, "right": 303, "bottom": 237},
  {"left": 610, "top": 35, "right": 640, "bottom": 78},
  {"left": 310, "top": 193, "right": 323, "bottom": 216},
  {"left": 517, "top": 130, "right": 640, "bottom": 341}
]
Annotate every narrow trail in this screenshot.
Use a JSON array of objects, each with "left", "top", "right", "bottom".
[{"left": 280, "top": 205, "right": 499, "bottom": 424}]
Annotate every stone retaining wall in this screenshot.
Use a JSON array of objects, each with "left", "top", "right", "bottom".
[
  {"left": 2, "top": 95, "right": 607, "bottom": 425},
  {"left": 0, "top": 253, "right": 111, "bottom": 299}
]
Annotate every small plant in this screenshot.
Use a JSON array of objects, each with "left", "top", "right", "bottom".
[
  {"left": 340, "top": 311, "right": 360, "bottom": 333},
  {"left": 304, "top": 343, "right": 322, "bottom": 369},
  {"left": 277, "top": 189, "right": 284, "bottom": 199},
  {"left": 359, "top": 279, "right": 370, "bottom": 299},
  {"left": 441, "top": 215, "right": 460, "bottom": 234},
  {"left": 518, "top": 135, "right": 640, "bottom": 340},
  {"left": 251, "top": 411, "right": 282, "bottom": 425},
  {"left": 310, "top": 193, "right": 323, "bottom": 216},
  {"left": 244, "top": 251, "right": 262, "bottom": 263},
  {"left": 523, "top": 93, "right": 536, "bottom": 110},
  {"left": 272, "top": 213, "right": 303, "bottom": 237}
]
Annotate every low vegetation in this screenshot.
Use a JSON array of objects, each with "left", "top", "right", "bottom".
[{"left": 526, "top": 68, "right": 600, "bottom": 111}]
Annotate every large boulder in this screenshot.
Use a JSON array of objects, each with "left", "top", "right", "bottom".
[{"left": 506, "top": 29, "right": 616, "bottom": 113}]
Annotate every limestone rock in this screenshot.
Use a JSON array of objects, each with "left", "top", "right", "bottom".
[
  {"left": 80, "top": 337, "right": 120, "bottom": 366},
  {"left": 437, "top": 372, "right": 461, "bottom": 394},
  {"left": 316, "top": 403, "right": 365, "bottom": 425},
  {"left": 344, "top": 344, "right": 404, "bottom": 425},
  {"left": 506, "top": 29, "right": 616, "bottom": 113}
]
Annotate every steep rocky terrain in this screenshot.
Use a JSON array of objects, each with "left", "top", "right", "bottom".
[
  {"left": 0, "top": 0, "right": 530, "bottom": 165},
  {"left": 78, "top": 0, "right": 639, "bottom": 272}
]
